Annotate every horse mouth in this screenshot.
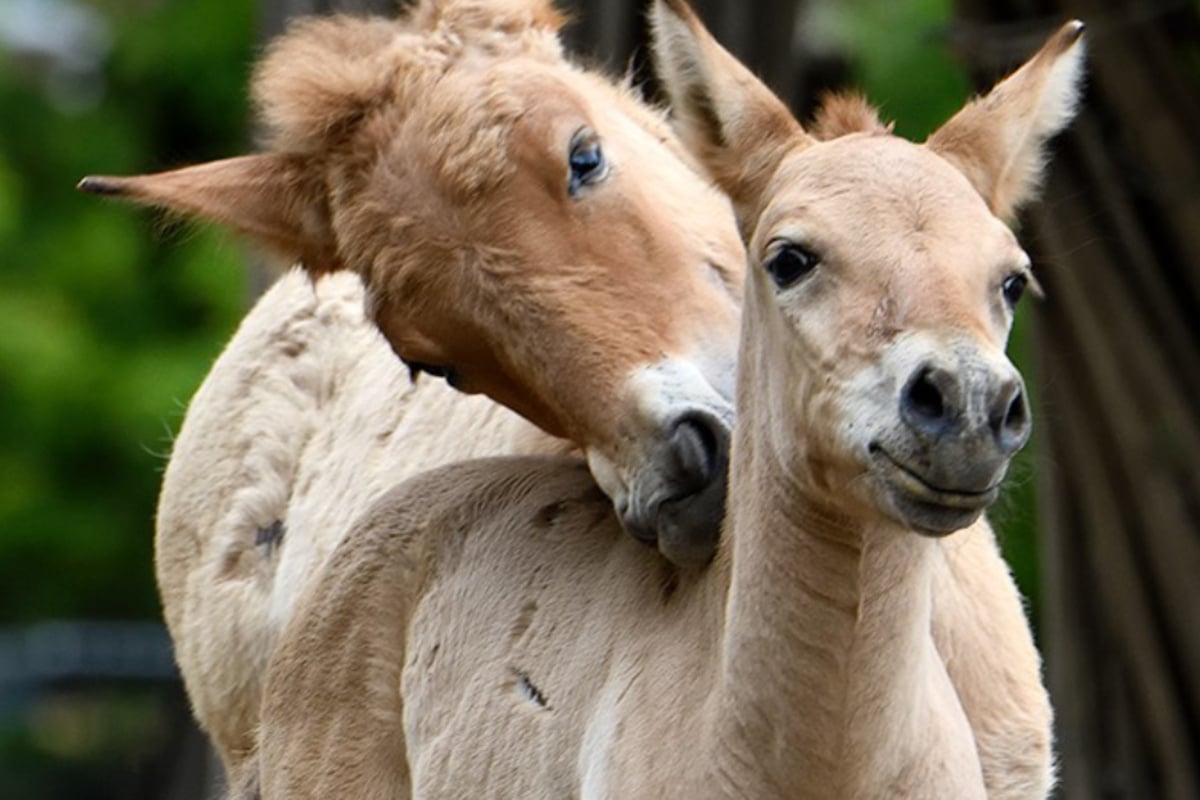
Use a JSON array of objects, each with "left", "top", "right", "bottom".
[{"left": 869, "top": 444, "right": 1000, "bottom": 535}]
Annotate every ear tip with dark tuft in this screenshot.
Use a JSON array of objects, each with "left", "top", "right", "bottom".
[
  {"left": 655, "top": 0, "right": 695, "bottom": 23},
  {"left": 77, "top": 176, "right": 126, "bottom": 196},
  {"left": 1037, "top": 19, "right": 1084, "bottom": 60}
]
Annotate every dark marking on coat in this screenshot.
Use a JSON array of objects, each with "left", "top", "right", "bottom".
[
  {"left": 535, "top": 501, "right": 566, "bottom": 527},
  {"left": 255, "top": 520, "right": 285, "bottom": 555},
  {"left": 515, "top": 670, "right": 550, "bottom": 710},
  {"left": 510, "top": 600, "right": 538, "bottom": 644},
  {"left": 660, "top": 567, "right": 680, "bottom": 604}
]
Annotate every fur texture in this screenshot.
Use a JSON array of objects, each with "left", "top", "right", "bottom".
[
  {"left": 140, "top": 0, "right": 748, "bottom": 779},
  {"left": 240, "top": 4, "right": 1082, "bottom": 797}
]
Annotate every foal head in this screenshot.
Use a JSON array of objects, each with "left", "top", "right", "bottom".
[
  {"left": 654, "top": 0, "right": 1084, "bottom": 535},
  {"left": 81, "top": 0, "right": 745, "bottom": 566}
]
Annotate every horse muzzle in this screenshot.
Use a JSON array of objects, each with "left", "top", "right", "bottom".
[{"left": 615, "top": 409, "right": 731, "bottom": 567}]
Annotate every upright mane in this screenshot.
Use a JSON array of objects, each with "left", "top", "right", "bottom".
[
  {"left": 809, "top": 91, "right": 891, "bottom": 140},
  {"left": 252, "top": 0, "right": 566, "bottom": 193}
]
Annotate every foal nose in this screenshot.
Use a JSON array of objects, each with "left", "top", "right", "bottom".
[{"left": 900, "top": 362, "right": 1031, "bottom": 454}]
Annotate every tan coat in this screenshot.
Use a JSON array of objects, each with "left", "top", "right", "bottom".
[
  {"left": 156, "top": 269, "right": 566, "bottom": 766},
  {"left": 240, "top": 2, "right": 1083, "bottom": 796}
]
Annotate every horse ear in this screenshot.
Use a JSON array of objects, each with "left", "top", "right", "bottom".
[
  {"left": 78, "top": 154, "right": 339, "bottom": 273},
  {"left": 649, "top": 0, "right": 810, "bottom": 239},
  {"left": 927, "top": 21, "right": 1086, "bottom": 223}
]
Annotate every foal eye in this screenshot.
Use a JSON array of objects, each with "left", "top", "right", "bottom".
[
  {"left": 568, "top": 129, "right": 608, "bottom": 196},
  {"left": 1002, "top": 273, "right": 1029, "bottom": 308},
  {"left": 764, "top": 243, "right": 820, "bottom": 289}
]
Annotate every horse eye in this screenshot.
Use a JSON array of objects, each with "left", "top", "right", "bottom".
[
  {"left": 764, "top": 243, "right": 820, "bottom": 289},
  {"left": 404, "top": 360, "right": 450, "bottom": 383},
  {"left": 1002, "top": 273, "right": 1028, "bottom": 308},
  {"left": 568, "top": 129, "right": 607, "bottom": 196}
]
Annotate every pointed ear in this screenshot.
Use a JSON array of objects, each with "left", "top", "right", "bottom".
[
  {"left": 78, "top": 154, "right": 339, "bottom": 272},
  {"left": 927, "top": 20, "right": 1086, "bottom": 223},
  {"left": 650, "top": 0, "right": 811, "bottom": 238}
]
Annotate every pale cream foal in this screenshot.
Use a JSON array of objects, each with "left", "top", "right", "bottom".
[{"left": 242, "top": 2, "right": 1083, "bottom": 797}]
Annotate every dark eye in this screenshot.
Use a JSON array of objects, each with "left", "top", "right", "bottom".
[
  {"left": 1002, "top": 273, "right": 1028, "bottom": 308},
  {"left": 568, "top": 129, "right": 607, "bottom": 196},
  {"left": 764, "top": 243, "right": 820, "bottom": 289}
]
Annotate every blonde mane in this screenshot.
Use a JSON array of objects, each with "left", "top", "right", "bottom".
[
  {"left": 253, "top": 2, "right": 566, "bottom": 199},
  {"left": 809, "top": 91, "right": 891, "bottom": 140}
]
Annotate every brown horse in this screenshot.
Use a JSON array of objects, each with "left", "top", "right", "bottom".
[
  {"left": 242, "top": 2, "right": 1082, "bottom": 797},
  {"left": 80, "top": 0, "right": 743, "bottom": 565},
  {"left": 79, "top": 0, "right": 744, "bottom": 778}
]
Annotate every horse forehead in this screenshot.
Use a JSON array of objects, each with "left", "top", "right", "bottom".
[
  {"left": 775, "top": 136, "right": 990, "bottom": 231},
  {"left": 506, "top": 73, "right": 596, "bottom": 154},
  {"left": 368, "top": 61, "right": 575, "bottom": 208},
  {"left": 764, "top": 136, "right": 1020, "bottom": 279},
  {"left": 764, "top": 138, "right": 1021, "bottom": 339}
]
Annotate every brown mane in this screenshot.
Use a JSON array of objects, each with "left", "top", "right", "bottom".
[{"left": 252, "top": 1, "right": 568, "bottom": 197}]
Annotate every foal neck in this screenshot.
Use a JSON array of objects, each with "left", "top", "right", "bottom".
[{"left": 706, "top": 406, "right": 982, "bottom": 798}]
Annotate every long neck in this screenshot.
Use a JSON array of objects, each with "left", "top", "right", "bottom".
[{"left": 701, "top": 305, "right": 966, "bottom": 798}]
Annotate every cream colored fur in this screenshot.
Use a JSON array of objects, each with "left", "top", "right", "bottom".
[
  {"left": 156, "top": 269, "right": 568, "bottom": 768},
  {"left": 248, "top": 460, "right": 1054, "bottom": 799},
  {"left": 107, "top": 0, "right": 753, "bottom": 776},
  {"left": 237, "top": 4, "right": 1084, "bottom": 797},
  {"left": 166, "top": 269, "right": 1049, "bottom": 798}
]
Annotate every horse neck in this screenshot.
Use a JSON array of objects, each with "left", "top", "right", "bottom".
[{"left": 703, "top": 322, "right": 943, "bottom": 797}]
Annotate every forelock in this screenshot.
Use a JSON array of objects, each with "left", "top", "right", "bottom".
[
  {"left": 252, "top": 15, "right": 408, "bottom": 153},
  {"left": 410, "top": 68, "right": 529, "bottom": 198},
  {"left": 810, "top": 92, "right": 891, "bottom": 141},
  {"left": 251, "top": 0, "right": 565, "bottom": 155}
]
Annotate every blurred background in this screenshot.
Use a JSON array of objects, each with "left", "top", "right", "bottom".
[{"left": 0, "top": 0, "right": 1195, "bottom": 797}]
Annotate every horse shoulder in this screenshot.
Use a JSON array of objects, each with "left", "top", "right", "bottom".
[{"left": 254, "top": 455, "right": 597, "bottom": 798}]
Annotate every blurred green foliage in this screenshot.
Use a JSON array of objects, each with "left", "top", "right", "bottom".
[
  {"left": 0, "top": 0, "right": 256, "bottom": 624},
  {"left": 815, "top": 0, "right": 971, "bottom": 139}
]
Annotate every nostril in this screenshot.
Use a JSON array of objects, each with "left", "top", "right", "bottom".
[
  {"left": 1004, "top": 391, "right": 1027, "bottom": 433},
  {"left": 668, "top": 412, "right": 727, "bottom": 490},
  {"left": 907, "top": 368, "right": 945, "bottom": 421},
  {"left": 993, "top": 385, "right": 1031, "bottom": 453},
  {"left": 900, "top": 366, "right": 957, "bottom": 442}
]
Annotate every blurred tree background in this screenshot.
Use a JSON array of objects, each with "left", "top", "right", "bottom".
[
  {"left": 1, "top": 0, "right": 255, "bottom": 796},
  {"left": 0, "top": 0, "right": 1195, "bottom": 797},
  {"left": 0, "top": 0, "right": 254, "bottom": 626}
]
